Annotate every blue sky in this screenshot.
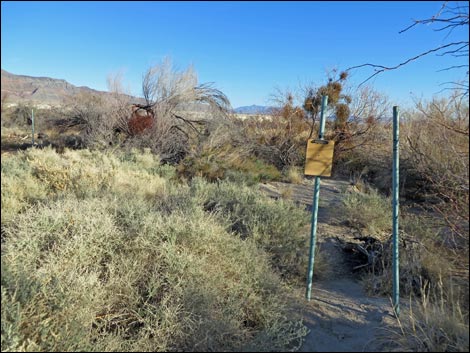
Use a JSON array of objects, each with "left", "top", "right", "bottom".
[{"left": 1, "top": 1, "right": 468, "bottom": 108}]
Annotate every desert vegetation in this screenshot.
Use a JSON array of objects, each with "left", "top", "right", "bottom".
[
  {"left": 1, "top": 53, "right": 468, "bottom": 351},
  {"left": 336, "top": 90, "right": 469, "bottom": 351},
  {"left": 1, "top": 147, "right": 312, "bottom": 351}
]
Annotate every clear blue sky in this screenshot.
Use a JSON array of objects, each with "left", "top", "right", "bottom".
[{"left": 2, "top": 1, "right": 468, "bottom": 108}]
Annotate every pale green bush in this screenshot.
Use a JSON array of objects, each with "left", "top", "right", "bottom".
[
  {"left": 190, "top": 177, "right": 310, "bottom": 279},
  {"left": 342, "top": 186, "right": 392, "bottom": 238},
  {"left": 1, "top": 148, "right": 308, "bottom": 352}
]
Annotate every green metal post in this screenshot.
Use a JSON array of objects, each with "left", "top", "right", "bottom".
[
  {"left": 392, "top": 106, "right": 400, "bottom": 315},
  {"left": 306, "top": 95, "right": 328, "bottom": 301},
  {"left": 31, "top": 109, "right": 35, "bottom": 145}
]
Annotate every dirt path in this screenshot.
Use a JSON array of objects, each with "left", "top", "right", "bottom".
[
  {"left": 260, "top": 179, "right": 400, "bottom": 352},
  {"left": 296, "top": 277, "right": 397, "bottom": 352}
]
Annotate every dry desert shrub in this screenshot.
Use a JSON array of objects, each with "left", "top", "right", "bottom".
[
  {"left": 190, "top": 177, "right": 311, "bottom": 280},
  {"left": 1, "top": 148, "right": 309, "bottom": 352},
  {"left": 55, "top": 58, "right": 232, "bottom": 165},
  {"left": 382, "top": 279, "right": 469, "bottom": 352},
  {"left": 403, "top": 94, "right": 469, "bottom": 250}
]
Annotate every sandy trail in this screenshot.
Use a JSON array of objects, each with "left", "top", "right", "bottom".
[
  {"left": 297, "top": 278, "right": 396, "bottom": 352},
  {"left": 260, "top": 179, "right": 400, "bottom": 352}
]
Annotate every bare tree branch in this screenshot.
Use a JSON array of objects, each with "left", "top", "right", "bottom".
[
  {"left": 437, "top": 64, "right": 469, "bottom": 72},
  {"left": 347, "top": 42, "right": 468, "bottom": 87},
  {"left": 347, "top": 1, "right": 469, "bottom": 95}
]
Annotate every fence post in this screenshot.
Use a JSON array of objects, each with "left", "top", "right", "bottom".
[
  {"left": 392, "top": 106, "right": 400, "bottom": 316},
  {"left": 31, "top": 109, "right": 35, "bottom": 145},
  {"left": 306, "top": 95, "right": 328, "bottom": 301}
]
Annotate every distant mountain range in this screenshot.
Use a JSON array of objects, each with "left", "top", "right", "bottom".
[
  {"left": 1, "top": 69, "right": 124, "bottom": 106},
  {"left": 233, "top": 105, "right": 275, "bottom": 115},
  {"left": 1, "top": 69, "right": 273, "bottom": 114}
]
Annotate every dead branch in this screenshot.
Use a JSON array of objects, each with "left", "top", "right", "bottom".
[
  {"left": 347, "top": 2, "right": 469, "bottom": 94},
  {"left": 347, "top": 42, "right": 468, "bottom": 87}
]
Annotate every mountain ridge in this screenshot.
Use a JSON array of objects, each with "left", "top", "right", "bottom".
[
  {"left": 1, "top": 69, "right": 141, "bottom": 107},
  {"left": 2, "top": 69, "right": 271, "bottom": 113},
  {"left": 233, "top": 104, "right": 275, "bottom": 115}
]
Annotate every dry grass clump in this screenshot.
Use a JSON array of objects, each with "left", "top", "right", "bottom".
[
  {"left": 284, "top": 166, "right": 304, "bottom": 184},
  {"left": 1, "top": 147, "right": 309, "bottom": 351},
  {"left": 382, "top": 279, "right": 469, "bottom": 352}
]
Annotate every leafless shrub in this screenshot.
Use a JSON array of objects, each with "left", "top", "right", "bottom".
[
  {"left": 54, "top": 59, "right": 231, "bottom": 162},
  {"left": 242, "top": 89, "right": 310, "bottom": 171},
  {"left": 142, "top": 58, "right": 230, "bottom": 115},
  {"left": 127, "top": 58, "right": 231, "bottom": 163},
  {"left": 332, "top": 85, "right": 390, "bottom": 155},
  {"left": 56, "top": 73, "right": 135, "bottom": 148},
  {"left": 9, "top": 101, "right": 34, "bottom": 127},
  {"left": 58, "top": 92, "right": 126, "bottom": 148},
  {"left": 403, "top": 92, "right": 469, "bottom": 249},
  {"left": 105, "top": 71, "right": 136, "bottom": 137}
]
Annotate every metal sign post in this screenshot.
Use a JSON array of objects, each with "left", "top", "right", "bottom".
[
  {"left": 306, "top": 95, "right": 328, "bottom": 301},
  {"left": 392, "top": 106, "right": 400, "bottom": 315},
  {"left": 31, "top": 109, "right": 35, "bottom": 145}
]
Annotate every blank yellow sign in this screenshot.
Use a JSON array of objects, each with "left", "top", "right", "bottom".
[{"left": 304, "top": 139, "right": 335, "bottom": 177}]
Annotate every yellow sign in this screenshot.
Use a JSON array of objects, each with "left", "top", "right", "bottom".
[{"left": 304, "top": 139, "right": 335, "bottom": 177}]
